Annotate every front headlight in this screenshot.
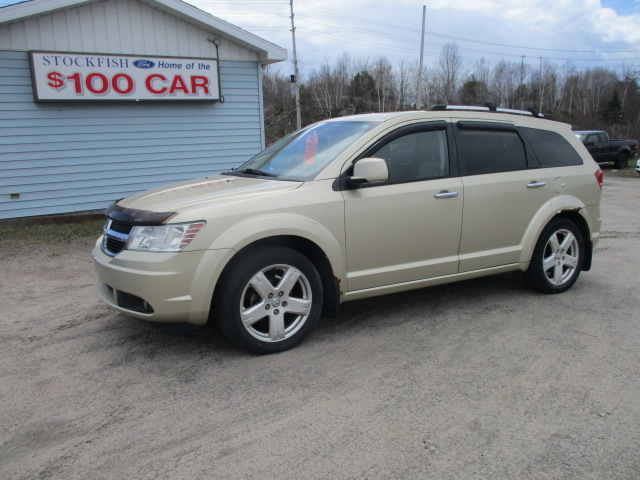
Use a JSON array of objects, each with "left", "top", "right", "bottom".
[{"left": 127, "top": 222, "right": 206, "bottom": 253}]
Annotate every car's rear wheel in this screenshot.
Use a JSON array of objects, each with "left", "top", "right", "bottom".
[
  {"left": 615, "top": 152, "right": 629, "bottom": 169},
  {"left": 215, "top": 247, "right": 323, "bottom": 354},
  {"left": 524, "top": 218, "right": 584, "bottom": 294}
]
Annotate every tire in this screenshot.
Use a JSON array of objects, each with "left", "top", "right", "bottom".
[
  {"left": 614, "top": 152, "right": 629, "bottom": 169},
  {"left": 214, "top": 247, "right": 323, "bottom": 354},
  {"left": 524, "top": 218, "right": 584, "bottom": 294}
]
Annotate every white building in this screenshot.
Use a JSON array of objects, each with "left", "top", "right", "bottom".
[{"left": 0, "top": 0, "right": 286, "bottom": 219}]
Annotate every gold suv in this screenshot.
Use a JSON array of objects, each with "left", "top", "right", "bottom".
[{"left": 93, "top": 106, "right": 603, "bottom": 354}]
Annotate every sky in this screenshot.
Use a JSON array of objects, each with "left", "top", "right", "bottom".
[
  {"left": 188, "top": 0, "right": 640, "bottom": 76},
  {"left": 1, "top": 0, "right": 640, "bottom": 76}
]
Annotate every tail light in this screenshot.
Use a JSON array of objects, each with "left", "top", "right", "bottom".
[{"left": 595, "top": 168, "right": 603, "bottom": 189}]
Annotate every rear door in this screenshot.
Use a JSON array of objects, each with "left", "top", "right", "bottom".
[{"left": 454, "top": 121, "right": 551, "bottom": 272}]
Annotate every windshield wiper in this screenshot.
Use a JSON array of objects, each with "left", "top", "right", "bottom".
[{"left": 238, "top": 168, "right": 279, "bottom": 178}]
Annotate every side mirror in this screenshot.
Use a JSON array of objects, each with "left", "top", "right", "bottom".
[
  {"left": 347, "top": 157, "right": 389, "bottom": 186},
  {"left": 585, "top": 141, "right": 595, "bottom": 147}
]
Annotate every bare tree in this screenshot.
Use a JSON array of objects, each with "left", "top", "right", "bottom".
[
  {"left": 474, "top": 58, "right": 491, "bottom": 102},
  {"left": 516, "top": 57, "right": 529, "bottom": 109},
  {"left": 308, "top": 54, "right": 352, "bottom": 118},
  {"left": 394, "top": 59, "right": 412, "bottom": 110},
  {"left": 492, "top": 60, "right": 509, "bottom": 107},
  {"left": 263, "top": 47, "right": 640, "bottom": 147},
  {"left": 372, "top": 57, "right": 395, "bottom": 111},
  {"left": 438, "top": 42, "right": 463, "bottom": 104}
]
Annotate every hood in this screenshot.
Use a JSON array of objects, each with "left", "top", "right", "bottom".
[{"left": 111, "top": 175, "right": 302, "bottom": 222}]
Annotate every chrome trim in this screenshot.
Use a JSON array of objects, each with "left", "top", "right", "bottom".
[
  {"left": 105, "top": 229, "right": 130, "bottom": 241},
  {"left": 434, "top": 191, "right": 459, "bottom": 199},
  {"left": 526, "top": 181, "right": 546, "bottom": 189},
  {"left": 101, "top": 219, "right": 132, "bottom": 257},
  {"left": 444, "top": 105, "right": 488, "bottom": 112},
  {"left": 102, "top": 240, "right": 118, "bottom": 257},
  {"left": 496, "top": 108, "right": 533, "bottom": 116}
]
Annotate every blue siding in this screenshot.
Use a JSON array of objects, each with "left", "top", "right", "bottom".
[{"left": 0, "top": 50, "right": 265, "bottom": 219}]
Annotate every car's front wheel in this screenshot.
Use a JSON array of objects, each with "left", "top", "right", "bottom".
[
  {"left": 524, "top": 218, "right": 584, "bottom": 294},
  {"left": 215, "top": 247, "right": 323, "bottom": 354}
]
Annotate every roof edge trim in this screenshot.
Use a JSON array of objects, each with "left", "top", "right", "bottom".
[{"left": 0, "top": 0, "right": 287, "bottom": 64}]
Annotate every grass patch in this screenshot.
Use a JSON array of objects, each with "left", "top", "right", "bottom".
[{"left": 0, "top": 217, "right": 105, "bottom": 244}]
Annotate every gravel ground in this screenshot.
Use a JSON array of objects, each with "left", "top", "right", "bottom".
[{"left": 1, "top": 170, "right": 639, "bottom": 480}]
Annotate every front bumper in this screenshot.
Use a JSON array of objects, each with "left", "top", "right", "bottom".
[{"left": 93, "top": 242, "right": 232, "bottom": 325}]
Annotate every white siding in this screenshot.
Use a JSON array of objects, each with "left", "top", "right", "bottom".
[
  {"left": 0, "top": 50, "right": 265, "bottom": 219},
  {"left": 0, "top": 0, "right": 259, "bottom": 61}
]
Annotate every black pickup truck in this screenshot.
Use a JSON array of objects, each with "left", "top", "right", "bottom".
[{"left": 574, "top": 130, "right": 638, "bottom": 169}]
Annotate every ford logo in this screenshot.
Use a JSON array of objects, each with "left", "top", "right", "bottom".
[{"left": 133, "top": 59, "right": 155, "bottom": 69}]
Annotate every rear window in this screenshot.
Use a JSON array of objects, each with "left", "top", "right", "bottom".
[{"left": 522, "top": 128, "right": 583, "bottom": 167}]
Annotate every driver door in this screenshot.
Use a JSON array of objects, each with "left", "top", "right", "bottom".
[{"left": 343, "top": 124, "right": 463, "bottom": 292}]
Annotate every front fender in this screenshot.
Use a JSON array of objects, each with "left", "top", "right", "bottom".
[
  {"left": 211, "top": 212, "right": 347, "bottom": 285},
  {"left": 185, "top": 213, "right": 346, "bottom": 320}
]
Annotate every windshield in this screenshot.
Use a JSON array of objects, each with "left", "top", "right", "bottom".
[{"left": 229, "top": 120, "right": 379, "bottom": 181}]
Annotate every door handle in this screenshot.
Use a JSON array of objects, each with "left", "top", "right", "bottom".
[
  {"left": 434, "top": 191, "right": 459, "bottom": 199},
  {"left": 526, "top": 181, "right": 546, "bottom": 189}
]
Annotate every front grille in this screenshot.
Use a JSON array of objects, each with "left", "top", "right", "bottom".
[
  {"left": 110, "top": 221, "right": 133, "bottom": 235},
  {"left": 116, "top": 290, "right": 154, "bottom": 314},
  {"left": 106, "top": 236, "right": 127, "bottom": 255},
  {"left": 102, "top": 219, "right": 133, "bottom": 257}
]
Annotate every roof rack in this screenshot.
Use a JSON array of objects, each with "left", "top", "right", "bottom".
[{"left": 426, "top": 104, "right": 557, "bottom": 121}]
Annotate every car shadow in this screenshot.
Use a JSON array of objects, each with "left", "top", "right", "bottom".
[{"left": 94, "top": 272, "right": 535, "bottom": 357}]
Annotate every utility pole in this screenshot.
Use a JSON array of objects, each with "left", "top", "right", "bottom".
[
  {"left": 416, "top": 5, "right": 426, "bottom": 109},
  {"left": 289, "top": 0, "right": 302, "bottom": 130}
]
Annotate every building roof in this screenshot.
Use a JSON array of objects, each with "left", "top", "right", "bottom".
[{"left": 0, "top": 0, "right": 287, "bottom": 64}]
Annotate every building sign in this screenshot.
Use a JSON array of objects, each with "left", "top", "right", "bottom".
[{"left": 29, "top": 51, "right": 220, "bottom": 102}]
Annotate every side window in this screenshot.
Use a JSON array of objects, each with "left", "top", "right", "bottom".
[
  {"left": 597, "top": 133, "right": 608, "bottom": 144},
  {"left": 521, "top": 127, "right": 584, "bottom": 167},
  {"left": 586, "top": 134, "right": 599, "bottom": 145},
  {"left": 457, "top": 127, "right": 527, "bottom": 175},
  {"left": 370, "top": 129, "right": 449, "bottom": 183}
]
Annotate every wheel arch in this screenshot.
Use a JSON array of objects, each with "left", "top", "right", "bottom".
[
  {"left": 211, "top": 235, "right": 342, "bottom": 324},
  {"left": 551, "top": 210, "right": 593, "bottom": 271},
  {"left": 520, "top": 197, "right": 594, "bottom": 272}
]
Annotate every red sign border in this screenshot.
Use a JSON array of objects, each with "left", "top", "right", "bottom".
[{"left": 29, "top": 50, "right": 222, "bottom": 103}]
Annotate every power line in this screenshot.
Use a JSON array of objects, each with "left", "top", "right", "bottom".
[
  {"left": 295, "top": 1, "right": 640, "bottom": 54},
  {"left": 294, "top": 21, "right": 639, "bottom": 65},
  {"left": 196, "top": 1, "right": 640, "bottom": 72},
  {"left": 295, "top": 19, "right": 637, "bottom": 64}
]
